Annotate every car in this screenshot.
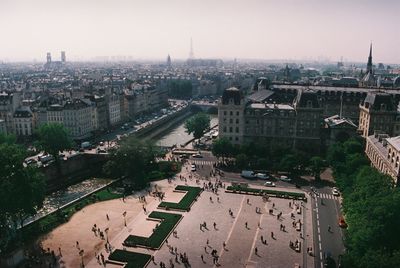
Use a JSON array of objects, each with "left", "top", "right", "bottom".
[
  {"left": 332, "top": 188, "right": 340, "bottom": 196},
  {"left": 192, "top": 153, "right": 203, "bottom": 158},
  {"left": 338, "top": 216, "right": 348, "bottom": 228},
  {"left": 255, "top": 173, "right": 269, "bottom": 180},
  {"left": 279, "top": 175, "right": 292, "bottom": 182},
  {"left": 97, "top": 148, "right": 107, "bottom": 153},
  {"left": 191, "top": 164, "right": 196, "bottom": 171},
  {"left": 264, "top": 181, "right": 276, "bottom": 187},
  {"left": 99, "top": 141, "right": 104, "bottom": 146}
]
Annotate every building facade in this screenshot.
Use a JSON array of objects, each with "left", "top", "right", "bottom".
[
  {"left": 218, "top": 87, "right": 323, "bottom": 152},
  {"left": 13, "top": 107, "right": 34, "bottom": 137},
  {"left": 358, "top": 92, "right": 400, "bottom": 138},
  {"left": 365, "top": 133, "right": 400, "bottom": 185}
]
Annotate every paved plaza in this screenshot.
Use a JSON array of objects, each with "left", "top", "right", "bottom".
[{"left": 39, "top": 162, "right": 315, "bottom": 268}]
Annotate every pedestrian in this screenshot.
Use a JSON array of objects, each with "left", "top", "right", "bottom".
[
  {"left": 247, "top": 198, "right": 249, "bottom": 204},
  {"left": 106, "top": 214, "right": 110, "bottom": 221},
  {"left": 223, "top": 241, "right": 226, "bottom": 248},
  {"left": 204, "top": 246, "right": 207, "bottom": 253},
  {"left": 245, "top": 222, "right": 248, "bottom": 229},
  {"left": 261, "top": 235, "right": 264, "bottom": 243},
  {"left": 271, "top": 231, "right": 274, "bottom": 238},
  {"left": 76, "top": 241, "right": 79, "bottom": 248},
  {"left": 255, "top": 247, "right": 258, "bottom": 255},
  {"left": 206, "top": 239, "right": 209, "bottom": 245},
  {"left": 58, "top": 247, "right": 62, "bottom": 257},
  {"left": 217, "top": 197, "right": 220, "bottom": 202},
  {"left": 213, "top": 222, "right": 216, "bottom": 229},
  {"left": 200, "top": 223, "right": 202, "bottom": 230},
  {"left": 201, "top": 254, "right": 204, "bottom": 262}
]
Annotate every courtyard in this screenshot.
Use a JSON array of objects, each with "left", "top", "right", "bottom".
[{"left": 40, "top": 161, "right": 314, "bottom": 268}]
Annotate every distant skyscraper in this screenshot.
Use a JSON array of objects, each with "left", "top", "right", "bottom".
[
  {"left": 46, "top": 52, "right": 51, "bottom": 63},
  {"left": 189, "top": 37, "right": 194, "bottom": 59},
  {"left": 166, "top": 54, "right": 171, "bottom": 68},
  {"left": 61, "top": 51, "right": 66, "bottom": 63}
]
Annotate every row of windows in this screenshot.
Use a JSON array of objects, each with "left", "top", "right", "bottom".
[
  {"left": 222, "top": 126, "right": 240, "bottom": 133},
  {"left": 223, "top": 111, "right": 240, "bottom": 116}
]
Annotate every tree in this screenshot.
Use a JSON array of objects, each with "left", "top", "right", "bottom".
[
  {"left": 184, "top": 113, "right": 210, "bottom": 140},
  {"left": 235, "top": 153, "right": 249, "bottom": 170},
  {"left": 35, "top": 123, "right": 73, "bottom": 163},
  {"left": 0, "top": 143, "right": 46, "bottom": 251},
  {"left": 309, "top": 156, "right": 324, "bottom": 180},
  {"left": 104, "top": 137, "right": 158, "bottom": 190},
  {"left": 279, "top": 154, "right": 299, "bottom": 177},
  {"left": 0, "top": 133, "right": 16, "bottom": 144},
  {"left": 212, "top": 138, "right": 235, "bottom": 159}
]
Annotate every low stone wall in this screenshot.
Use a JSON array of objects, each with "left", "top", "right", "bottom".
[{"left": 41, "top": 153, "right": 108, "bottom": 192}]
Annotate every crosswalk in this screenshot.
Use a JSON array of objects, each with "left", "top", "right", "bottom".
[
  {"left": 318, "top": 193, "right": 339, "bottom": 200},
  {"left": 190, "top": 160, "right": 216, "bottom": 166}
]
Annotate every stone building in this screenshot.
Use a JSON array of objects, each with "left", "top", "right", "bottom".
[
  {"left": 365, "top": 133, "right": 400, "bottom": 185},
  {"left": 13, "top": 107, "right": 34, "bottom": 137},
  {"left": 0, "top": 91, "right": 21, "bottom": 134},
  {"left": 124, "top": 82, "right": 168, "bottom": 120},
  {"left": 106, "top": 93, "right": 121, "bottom": 126},
  {"left": 218, "top": 87, "right": 323, "bottom": 152},
  {"left": 358, "top": 92, "right": 400, "bottom": 138}
]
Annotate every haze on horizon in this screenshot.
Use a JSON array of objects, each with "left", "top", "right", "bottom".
[{"left": 0, "top": 0, "right": 399, "bottom": 63}]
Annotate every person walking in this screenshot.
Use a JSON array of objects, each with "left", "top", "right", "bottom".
[{"left": 255, "top": 247, "right": 258, "bottom": 255}]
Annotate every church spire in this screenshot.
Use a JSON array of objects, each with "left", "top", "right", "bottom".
[{"left": 367, "top": 43, "right": 373, "bottom": 74}]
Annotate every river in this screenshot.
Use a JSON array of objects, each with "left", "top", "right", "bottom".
[{"left": 157, "top": 114, "right": 218, "bottom": 147}]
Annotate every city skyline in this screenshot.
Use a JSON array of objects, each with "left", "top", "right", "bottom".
[{"left": 1, "top": 0, "right": 400, "bottom": 63}]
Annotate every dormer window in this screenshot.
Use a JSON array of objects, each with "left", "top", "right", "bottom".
[
  {"left": 381, "top": 104, "right": 386, "bottom": 111},
  {"left": 307, "top": 100, "right": 313, "bottom": 108}
]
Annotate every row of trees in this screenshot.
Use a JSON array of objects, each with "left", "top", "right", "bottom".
[
  {"left": 212, "top": 138, "right": 325, "bottom": 179},
  {"left": 0, "top": 123, "right": 75, "bottom": 253},
  {"left": 167, "top": 80, "right": 193, "bottom": 99},
  {"left": 328, "top": 138, "right": 400, "bottom": 267},
  {"left": 0, "top": 133, "right": 46, "bottom": 252}
]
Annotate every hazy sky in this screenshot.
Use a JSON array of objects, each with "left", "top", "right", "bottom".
[{"left": 1, "top": 0, "right": 399, "bottom": 63}]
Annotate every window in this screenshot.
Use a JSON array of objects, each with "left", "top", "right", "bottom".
[
  {"left": 229, "top": 119, "right": 233, "bottom": 123},
  {"left": 236, "top": 111, "right": 240, "bottom": 116},
  {"left": 236, "top": 127, "right": 239, "bottom": 133},
  {"left": 235, "top": 137, "right": 239, "bottom": 141},
  {"left": 230, "top": 111, "right": 233, "bottom": 116},
  {"left": 229, "top": 127, "right": 233, "bottom": 133},
  {"left": 224, "top": 111, "right": 227, "bottom": 116},
  {"left": 236, "top": 119, "right": 239, "bottom": 124}
]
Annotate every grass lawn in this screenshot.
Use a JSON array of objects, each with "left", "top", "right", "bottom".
[
  {"left": 158, "top": 185, "right": 202, "bottom": 211},
  {"left": 108, "top": 249, "right": 151, "bottom": 268},
  {"left": 123, "top": 211, "right": 182, "bottom": 249},
  {"left": 226, "top": 185, "right": 307, "bottom": 201}
]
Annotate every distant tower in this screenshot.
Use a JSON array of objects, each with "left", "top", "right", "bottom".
[
  {"left": 46, "top": 52, "right": 51, "bottom": 63},
  {"left": 189, "top": 37, "right": 194, "bottom": 59},
  {"left": 61, "top": 51, "right": 66, "bottom": 63},
  {"left": 166, "top": 54, "right": 171, "bottom": 68},
  {"left": 366, "top": 43, "right": 373, "bottom": 74}
]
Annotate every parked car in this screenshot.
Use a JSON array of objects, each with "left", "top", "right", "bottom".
[
  {"left": 192, "top": 153, "right": 203, "bottom": 158},
  {"left": 264, "top": 181, "right": 276, "bottom": 187},
  {"left": 241, "top": 170, "right": 256, "bottom": 179},
  {"left": 338, "top": 216, "right": 348, "bottom": 228},
  {"left": 191, "top": 164, "right": 196, "bottom": 172},
  {"left": 255, "top": 173, "right": 269, "bottom": 180},
  {"left": 279, "top": 175, "right": 292, "bottom": 182},
  {"left": 332, "top": 187, "right": 340, "bottom": 196}
]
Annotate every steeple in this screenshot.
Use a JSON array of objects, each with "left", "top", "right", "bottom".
[{"left": 367, "top": 43, "right": 373, "bottom": 74}]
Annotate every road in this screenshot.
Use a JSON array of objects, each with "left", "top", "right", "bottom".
[{"left": 311, "top": 186, "right": 345, "bottom": 268}]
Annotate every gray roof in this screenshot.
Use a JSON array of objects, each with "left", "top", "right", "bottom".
[{"left": 247, "top": 89, "right": 274, "bottom": 103}]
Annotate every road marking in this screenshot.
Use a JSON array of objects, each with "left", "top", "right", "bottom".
[
  {"left": 247, "top": 214, "right": 262, "bottom": 263},
  {"left": 319, "top": 241, "right": 322, "bottom": 251},
  {"left": 317, "top": 226, "right": 320, "bottom": 233},
  {"left": 320, "top": 252, "right": 323, "bottom": 259},
  {"left": 316, "top": 213, "right": 319, "bottom": 220},
  {"left": 318, "top": 234, "right": 321, "bottom": 242},
  {"left": 214, "top": 196, "right": 245, "bottom": 268}
]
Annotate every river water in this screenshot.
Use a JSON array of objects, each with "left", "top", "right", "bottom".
[{"left": 157, "top": 114, "right": 218, "bottom": 147}]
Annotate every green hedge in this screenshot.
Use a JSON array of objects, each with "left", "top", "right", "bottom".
[
  {"left": 158, "top": 185, "right": 202, "bottom": 211},
  {"left": 123, "top": 211, "right": 182, "bottom": 249},
  {"left": 108, "top": 249, "right": 151, "bottom": 268},
  {"left": 226, "top": 185, "right": 306, "bottom": 200}
]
